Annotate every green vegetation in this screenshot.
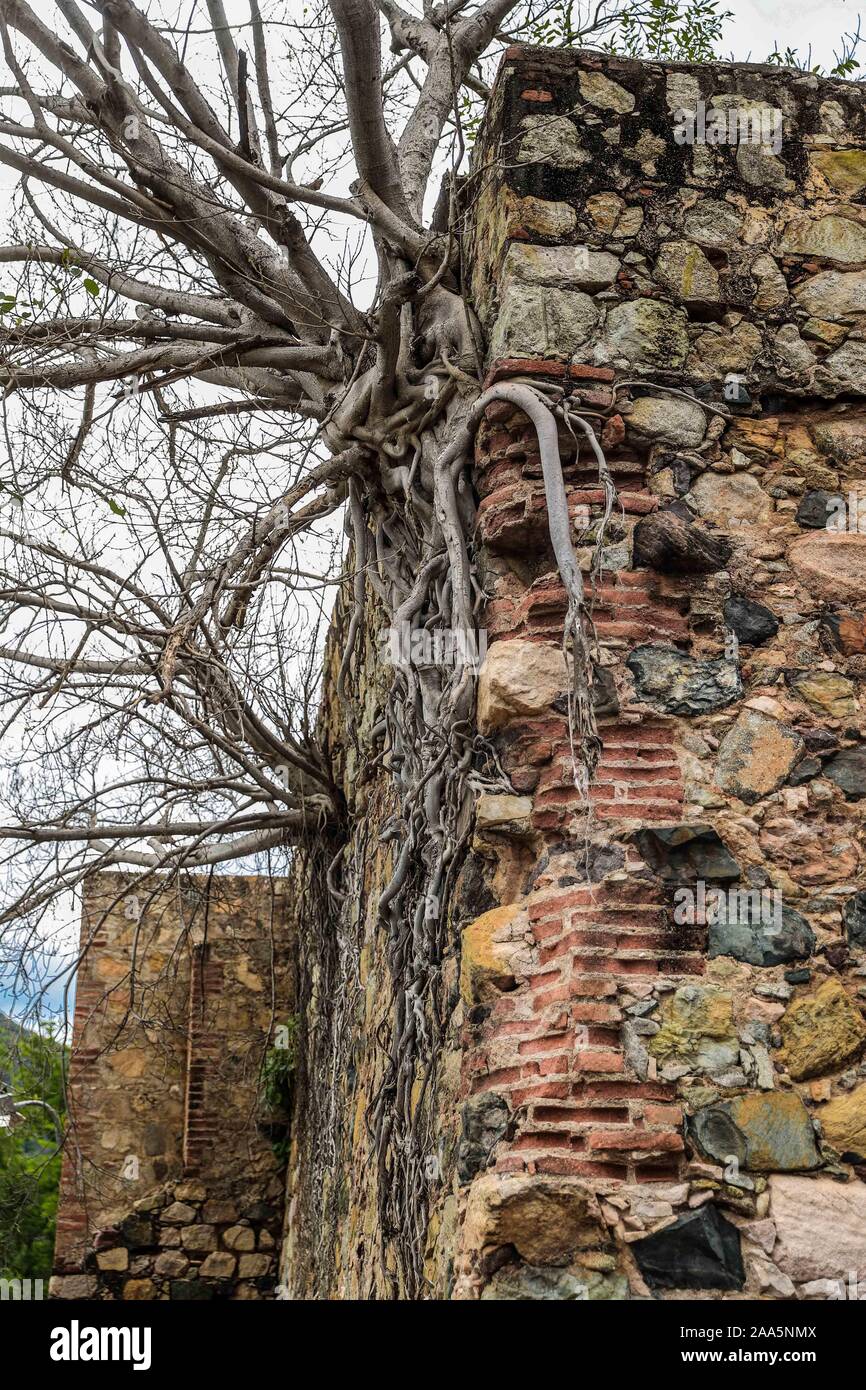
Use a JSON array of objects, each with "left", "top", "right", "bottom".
[
  {"left": 0, "top": 1020, "right": 66, "bottom": 1281},
  {"left": 260, "top": 1018, "right": 299, "bottom": 1166}
]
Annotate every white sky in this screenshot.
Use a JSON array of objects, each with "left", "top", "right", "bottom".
[{"left": 722, "top": 0, "right": 863, "bottom": 69}]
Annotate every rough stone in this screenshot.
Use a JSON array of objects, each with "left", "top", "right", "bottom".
[
  {"left": 818, "top": 1082, "right": 866, "bottom": 1159},
  {"left": 631, "top": 1205, "right": 744, "bottom": 1291},
  {"left": 462, "top": 1173, "right": 606, "bottom": 1266},
  {"left": 709, "top": 901, "right": 815, "bottom": 968},
  {"left": 811, "top": 149, "right": 866, "bottom": 194},
  {"left": 796, "top": 489, "right": 844, "bottom": 529},
  {"left": 222, "top": 1224, "right": 256, "bottom": 1252},
  {"left": 180, "top": 1224, "right": 217, "bottom": 1253},
  {"left": 682, "top": 199, "right": 743, "bottom": 248},
  {"left": 690, "top": 471, "right": 772, "bottom": 527},
  {"left": 823, "top": 747, "right": 866, "bottom": 799},
  {"left": 170, "top": 1279, "right": 214, "bottom": 1301},
  {"left": 843, "top": 891, "right": 866, "bottom": 946},
  {"left": 460, "top": 903, "right": 528, "bottom": 1004},
  {"left": 626, "top": 395, "right": 706, "bottom": 447},
  {"left": 477, "top": 640, "right": 567, "bottom": 733},
  {"left": 723, "top": 595, "right": 778, "bottom": 646},
  {"left": 688, "top": 1092, "right": 819, "bottom": 1171},
  {"left": 578, "top": 69, "right": 635, "bottom": 112},
  {"left": 771, "top": 1175, "right": 866, "bottom": 1282},
  {"left": 795, "top": 268, "right": 866, "bottom": 321},
  {"left": 781, "top": 214, "right": 866, "bottom": 265},
  {"left": 200, "top": 1251, "right": 237, "bottom": 1279},
  {"left": 161, "top": 1201, "right": 198, "bottom": 1225},
  {"left": 788, "top": 671, "right": 856, "bottom": 719},
  {"left": 489, "top": 283, "right": 598, "bottom": 360},
  {"left": 518, "top": 114, "right": 588, "bottom": 167},
  {"left": 788, "top": 533, "right": 866, "bottom": 602},
  {"left": 96, "top": 1247, "right": 129, "bottom": 1272},
  {"left": 474, "top": 794, "right": 533, "bottom": 832},
  {"left": 824, "top": 608, "right": 866, "bottom": 655},
  {"left": 501, "top": 242, "right": 619, "bottom": 292},
  {"left": 820, "top": 339, "right": 866, "bottom": 391},
  {"left": 458, "top": 1092, "right": 511, "bottom": 1183},
  {"left": 779, "top": 978, "right": 866, "bottom": 1079},
  {"left": 508, "top": 194, "right": 577, "bottom": 238},
  {"left": 715, "top": 710, "right": 804, "bottom": 804},
  {"left": 633, "top": 824, "right": 740, "bottom": 882},
  {"left": 649, "top": 985, "right": 739, "bottom": 1075},
  {"left": 604, "top": 299, "right": 689, "bottom": 369},
  {"left": 121, "top": 1279, "right": 156, "bottom": 1301},
  {"left": 655, "top": 241, "right": 719, "bottom": 303},
  {"left": 627, "top": 646, "right": 741, "bottom": 715}
]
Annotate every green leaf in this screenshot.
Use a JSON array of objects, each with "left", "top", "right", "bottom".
[
  {"left": 107, "top": 498, "right": 126, "bottom": 517},
  {"left": 82, "top": 278, "right": 99, "bottom": 298}
]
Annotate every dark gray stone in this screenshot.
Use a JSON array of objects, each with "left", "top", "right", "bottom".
[
  {"left": 170, "top": 1280, "right": 214, "bottom": 1300},
  {"left": 458, "top": 1091, "right": 511, "bottom": 1183},
  {"left": 788, "top": 756, "right": 822, "bottom": 786},
  {"left": 723, "top": 595, "right": 779, "bottom": 646},
  {"left": 824, "top": 747, "right": 866, "bottom": 799},
  {"left": 843, "top": 891, "right": 866, "bottom": 947},
  {"left": 631, "top": 1205, "right": 744, "bottom": 1291},
  {"left": 119, "top": 1215, "right": 154, "bottom": 1250},
  {"left": 627, "top": 646, "right": 742, "bottom": 715},
  {"left": 708, "top": 899, "right": 815, "bottom": 967},
  {"left": 785, "top": 968, "right": 811, "bottom": 984},
  {"left": 795, "top": 490, "right": 844, "bottom": 529},
  {"left": 633, "top": 824, "right": 740, "bottom": 883}
]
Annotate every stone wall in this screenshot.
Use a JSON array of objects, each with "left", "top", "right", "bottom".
[
  {"left": 51, "top": 873, "right": 292, "bottom": 1301},
  {"left": 448, "top": 47, "right": 866, "bottom": 1300}
]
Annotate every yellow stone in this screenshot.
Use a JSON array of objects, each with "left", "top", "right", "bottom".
[
  {"left": 819, "top": 1082, "right": 866, "bottom": 1158},
  {"left": 460, "top": 903, "right": 523, "bottom": 1005},
  {"left": 812, "top": 149, "right": 866, "bottom": 195},
  {"left": 108, "top": 1048, "right": 149, "bottom": 1079},
  {"left": 780, "top": 979, "right": 866, "bottom": 1080},
  {"left": 122, "top": 1278, "right": 156, "bottom": 1300},
  {"left": 790, "top": 671, "right": 856, "bottom": 719},
  {"left": 505, "top": 191, "right": 577, "bottom": 239}
]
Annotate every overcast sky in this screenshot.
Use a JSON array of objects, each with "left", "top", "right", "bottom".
[{"left": 722, "top": 0, "right": 862, "bottom": 69}]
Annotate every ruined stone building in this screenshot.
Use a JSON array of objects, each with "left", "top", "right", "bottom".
[{"left": 53, "top": 48, "right": 866, "bottom": 1301}]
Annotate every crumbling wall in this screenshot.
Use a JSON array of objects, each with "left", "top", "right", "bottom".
[
  {"left": 51, "top": 873, "right": 292, "bottom": 1301},
  {"left": 451, "top": 47, "right": 866, "bottom": 1300},
  {"left": 282, "top": 46, "right": 866, "bottom": 1302}
]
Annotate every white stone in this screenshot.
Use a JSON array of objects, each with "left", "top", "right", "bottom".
[
  {"left": 690, "top": 471, "right": 773, "bottom": 527},
  {"left": 501, "top": 243, "right": 620, "bottom": 293},
  {"left": 489, "top": 284, "right": 598, "bottom": 360},
  {"left": 518, "top": 115, "right": 588, "bottom": 167},
  {"left": 578, "top": 70, "right": 635, "bottom": 113},
  {"left": 770, "top": 1175, "right": 866, "bottom": 1283},
  {"left": 477, "top": 640, "right": 567, "bottom": 733},
  {"left": 795, "top": 269, "right": 866, "bottom": 321},
  {"left": 626, "top": 395, "right": 706, "bottom": 448}
]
